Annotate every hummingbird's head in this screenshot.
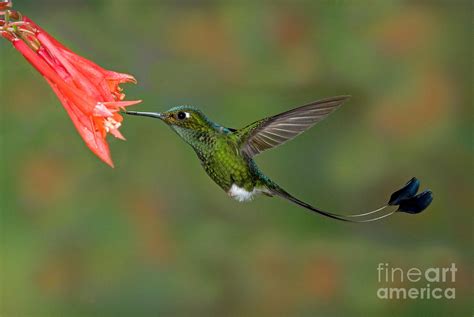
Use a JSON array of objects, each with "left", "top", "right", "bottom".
[
  {"left": 127, "top": 106, "right": 212, "bottom": 129},
  {"left": 126, "top": 106, "right": 219, "bottom": 143},
  {"left": 159, "top": 106, "right": 213, "bottom": 131}
]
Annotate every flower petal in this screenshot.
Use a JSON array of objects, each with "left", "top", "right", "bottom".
[
  {"left": 45, "top": 78, "right": 114, "bottom": 167},
  {"left": 37, "top": 32, "right": 104, "bottom": 101},
  {"left": 109, "top": 128, "right": 126, "bottom": 140},
  {"left": 106, "top": 71, "right": 137, "bottom": 84},
  {"left": 102, "top": 100, "right": 143, "bottom": 109},
  {"left": 93, "top": 103, "right": 114, "bottom": 117},
  {"left": 60, "top": 49, "right": 115, "bottom": 101}
]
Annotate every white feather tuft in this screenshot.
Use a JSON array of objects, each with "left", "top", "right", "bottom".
[{"left": 228, "top": 184, "right": 258, "bottom": 202}]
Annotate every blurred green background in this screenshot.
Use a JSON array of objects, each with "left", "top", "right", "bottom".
[{"left": 0, "top": 1, "right": 472, "bottom": 316}]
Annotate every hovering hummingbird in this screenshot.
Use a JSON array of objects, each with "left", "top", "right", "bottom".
[{"left": 126, "top": 96, "right": 432, "bottom": 222}]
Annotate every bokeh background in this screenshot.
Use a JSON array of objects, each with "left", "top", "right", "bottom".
[{"left": 1, "top": 1, "right": 472, "bottom": 316}]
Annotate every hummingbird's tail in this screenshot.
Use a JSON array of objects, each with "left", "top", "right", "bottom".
[{"left": 267, "top": 177, "right": 433, "bottom": 222}]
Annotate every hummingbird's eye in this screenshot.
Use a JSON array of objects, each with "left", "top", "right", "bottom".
[{"left": 177, "top": 111, "right": 187, "bottom": 120}]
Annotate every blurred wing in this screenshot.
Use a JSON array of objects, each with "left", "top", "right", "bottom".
[{"left": 239, "top": 96, "right": 350, "bottom": 157}]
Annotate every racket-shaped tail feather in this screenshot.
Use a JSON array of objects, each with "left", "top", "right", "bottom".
[{"left": 267, "top": 177, "right": 433, "bottom": 222}]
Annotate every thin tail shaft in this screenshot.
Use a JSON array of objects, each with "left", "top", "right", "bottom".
[
  {"left": 267, "top": 177, "right": 433, "bottom": 223},
  {"left": 269, "top": 185, "right": 393, "bottom": 223}
]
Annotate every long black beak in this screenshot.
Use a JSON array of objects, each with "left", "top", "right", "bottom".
[{"left": 125, "top": 111, "right": 165, "bottom": 120}]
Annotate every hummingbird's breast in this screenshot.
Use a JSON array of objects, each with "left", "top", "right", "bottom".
[{"left": 194, "top": 134, "right": 262, "bottom": 195}]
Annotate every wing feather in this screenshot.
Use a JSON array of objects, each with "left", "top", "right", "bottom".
[{"left": 238, "top": 96, "right": 350, "bottom": 157}]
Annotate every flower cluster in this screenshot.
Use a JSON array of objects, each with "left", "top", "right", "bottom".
[{"left": 1, "top": 2, "right": 141, "bottom": 166}]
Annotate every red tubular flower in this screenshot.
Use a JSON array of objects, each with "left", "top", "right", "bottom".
[{"left": 1, "top": 9, "right": 141, "bottom": 167}]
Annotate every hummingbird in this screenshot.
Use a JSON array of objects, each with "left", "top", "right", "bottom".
[{"left": 126, "top": 96, "right": 433, "bottom": 222}]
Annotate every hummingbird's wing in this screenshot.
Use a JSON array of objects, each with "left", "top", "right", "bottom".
[{"left": 238, "top": 96, "right": 350, "bottom": 157}]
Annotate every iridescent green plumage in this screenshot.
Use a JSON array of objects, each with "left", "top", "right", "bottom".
[
  {"left": 126, "top": 95, "right": 433, "bottom": 222},
  {"left": 158, "top": 105, "right": 270, "bottom": 194}
]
